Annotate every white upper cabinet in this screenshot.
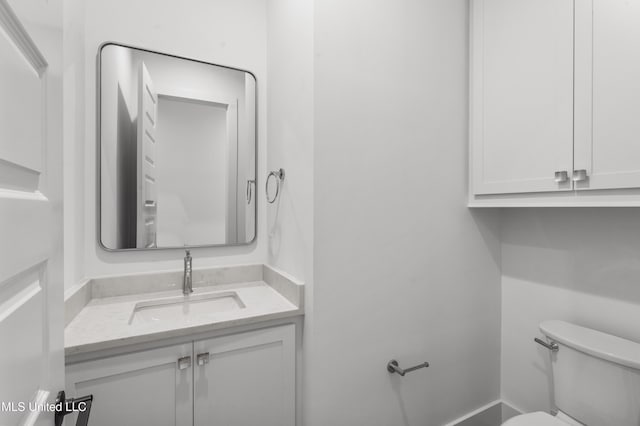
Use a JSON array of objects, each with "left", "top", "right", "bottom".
[
  {"left": 574, "top": 0, "right": 640, "bottom": 191},
  {"left": 471, "top": 0, "right": 574, "bottom": 195},
  {"left": 470, "top": 0, "right": 640, "bottom": 205}
]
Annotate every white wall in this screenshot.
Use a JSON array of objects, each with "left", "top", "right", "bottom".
[
  {"left": 501, "top": 208, "right": 640, "bottom": 414},
  {"left": 63, "top": 0, "right": 86, "bottom": 288},
  {"left": 307, "top": 1, "right": 502, "bottom": 425},
  {"left": 266, "top": 2, "right": 314, "bottom": 425},
  {"left": 64, "top": 0, "right": 268, "bottom": 284},
  {"left": 266, "top": 0, "right": 314, "bottom": 284}
]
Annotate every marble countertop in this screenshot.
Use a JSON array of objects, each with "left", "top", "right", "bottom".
[{"left": 64, "top": 265, "right": 304, "bottom": 356}]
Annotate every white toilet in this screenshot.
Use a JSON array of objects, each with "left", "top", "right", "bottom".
[{"left": 503, "top": 320, "right": 640, "bottom": 426}]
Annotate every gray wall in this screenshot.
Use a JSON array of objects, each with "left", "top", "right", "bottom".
[
  {"left": 308, "top": 1, "right": 503, "bottom": 424},
  {"left": 501, "top": 208, "right": 640, "bottom": 413}
]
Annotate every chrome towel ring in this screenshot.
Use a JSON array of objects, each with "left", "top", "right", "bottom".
[{"left": 266, "top": 168, "right": 285, "bottom": 204}]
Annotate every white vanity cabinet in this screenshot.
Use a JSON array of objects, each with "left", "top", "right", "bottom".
[
  {"left": 193, "top": 325, "right": 296, "bottom": 426},
  {"left": 65, "top": 343, "right": 193, "bottom": 426},
  {"left": 470, "top": 0, "right": 640, "bottom": 206},
  {"left": 65, "top": 325, "right": 296, "bottom": 426}
]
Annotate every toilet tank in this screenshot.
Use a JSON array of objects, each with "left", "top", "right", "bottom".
[{"left": 540, "top": 321, "right": 640, "bottom": 426}]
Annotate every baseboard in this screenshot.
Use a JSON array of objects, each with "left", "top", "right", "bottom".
[
  {"left": 443, "top": 400, "right": 522, "bottom": 426},
  {"left": 500, "top": 401, "right": 521, "bottom": 422}
]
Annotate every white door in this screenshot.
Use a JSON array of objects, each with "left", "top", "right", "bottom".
[
  {"left": 65, "top": 344, "right": 193, "bottom": 426},
  {"left": 193, "top": 325, "right": 296, "bottom": 426},
  {"left": 0, "top": 0, "right": 63, "bottom": 425},
  {"left": 137, "top": 62, "right": 158, "bottom": 248},
  {"left": 574, "top": 0, "right": 640, "bottom": 190},
  {"left": 470, "top": 0, "right": 575, "bottom": 195}
]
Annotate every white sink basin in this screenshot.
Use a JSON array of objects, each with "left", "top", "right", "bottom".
[{"left": 129, "top": 291, "right": 245, "bottom": 325}]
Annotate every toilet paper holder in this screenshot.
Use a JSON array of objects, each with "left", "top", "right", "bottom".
[{"left": 387, "top": 359, "right": 429, "bottom": 376}]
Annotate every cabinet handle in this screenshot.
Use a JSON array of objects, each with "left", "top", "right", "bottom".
[
  {"left": 554, "top": 171, "right": 569, "bottom": 183},
  {"left": 177, "top": 356, "right": 192, "bottom": 370},
  {"left": 572, "top": 169, "right": 588, "bottom": 182},
  {"left": 197, "top": 352, "right": 210, "bottom": 366}
]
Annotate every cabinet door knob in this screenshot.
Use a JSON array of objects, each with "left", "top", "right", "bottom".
[
  {"left": 177, "top": 356, "right": 192, "bottom": 370},
  {"left": 554, "top": 171, "right": 569, "bottom": 183},
  {"left": 572, "top": 169, "right": 588, "bottom": 182},
  {"left": 197, "top": 352, "right": 210, "bottom": 366}
]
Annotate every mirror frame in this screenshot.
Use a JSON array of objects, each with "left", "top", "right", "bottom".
[{"left": 97, "top": 42, "right": 258, "bottom": 251}]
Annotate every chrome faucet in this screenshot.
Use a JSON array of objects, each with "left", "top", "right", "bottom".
[{"left": 183, "top": 250, "right": 193, "bottom": 295}]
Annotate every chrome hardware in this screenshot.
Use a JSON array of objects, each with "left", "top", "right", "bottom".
[
  {"left": 534, "top": 337, "right": 559, "bottom": 352},
  {"left": 266, "top": 168, "right": 285, "bottom": 204},
  {"left": 197, "top": 352, "right": 210, "bottom": 366},
  {"left": 386, "top": 359, "right": 429, "bottom": 376},
  {"left": 572, "top": 169, "right": 588, "bottom": 182},
  {"left": 177, "top": 356, "right": 192, "bottom": 370},
  {"left": 554, "top": 171, "right": 569, "bottom": 183},
  {"left": 246, "top": 179, "right": 256, "bottom": 204},
  {"left": 183, "top": 250, "right": 193, "bottom": 295}
]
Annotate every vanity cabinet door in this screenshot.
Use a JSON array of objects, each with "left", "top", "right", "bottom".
[
  {"left": 470, "top": 0, "right": 575, "bottom": 195},
  {"left": 193, "top": 325, "right": 295, "bottom": 426},
  {"left": 573, "top": 0, "right": 640, "bottom": 191},
  {"left": 65, "top": 343, "right": 193, "bottom": 426}
]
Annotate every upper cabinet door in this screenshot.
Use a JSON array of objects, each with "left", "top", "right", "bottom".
[
  {"left": 470, "top": 0, "right": 575, "bottom": 195},
  {"left": 574, "top": 0, "right": 640, "bottom": 190}
]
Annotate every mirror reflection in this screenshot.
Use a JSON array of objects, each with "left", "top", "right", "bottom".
[{"left": 99, "top": 44, "right": 256, "bottom": 250}]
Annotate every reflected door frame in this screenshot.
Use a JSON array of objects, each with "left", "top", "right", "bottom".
[{"left": 154, "top": 88, "right": 239, "bottom": 245}]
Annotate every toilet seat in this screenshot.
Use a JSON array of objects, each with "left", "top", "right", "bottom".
[{"left": 502, "top": 412, "right": 569, "bottom": 426}]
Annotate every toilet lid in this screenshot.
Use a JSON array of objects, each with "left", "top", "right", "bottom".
[{"left": 503, "top": 412, "right": 569, "bottom": 426}]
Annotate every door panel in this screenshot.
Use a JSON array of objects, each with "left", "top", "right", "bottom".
[
  {"left": 65, "top": 344, "right": 193, "bottom": 426},
  {"left": 137, "top": 62, "right": 158, "bottom": 248},
  {"left": 194, "top": 325, "right": 295, "bottom": 426},
  {"left": 574, "top": 0, "right": 640, "bottom": 190},
  {"left": 0, "top": 0, "right": 61, "bottom": 425},
  {"left": 0, "top": 268, "right": 45, "bottom": 425},
  {"left": 471, "top": 0, "right": 574, "bottom": 195},
  {"left": 0, "top": 31, "right": 42, "bottom": 172}
]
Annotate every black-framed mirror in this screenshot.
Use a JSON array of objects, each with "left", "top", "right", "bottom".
[{"left": 98, "top": 43, "right": 257, "bottom": 250}]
